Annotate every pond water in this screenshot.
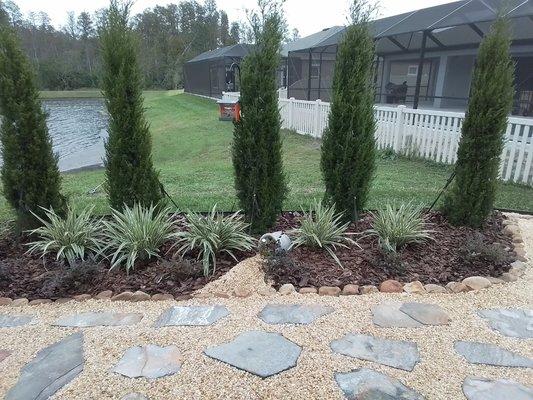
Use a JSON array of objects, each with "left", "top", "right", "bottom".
[
  {"left": 44, "top": 99, "right": 108, "bottom": 172},
  {"left": 0, "top": 99, "right": 108, "bottom": 172}
]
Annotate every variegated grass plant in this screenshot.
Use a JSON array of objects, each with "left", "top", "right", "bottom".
[
  {"left": 365, "top": 202, "right": 433, "bottom": 253},
  {"left": 173, "top": 205, "right": 255, "bottom": 277},
  {"left": 26, "top": 206, "right": 105, "bottom": 267},
  {"left": 290, "top": 200, "right": 356, "bottom": 267},
  {"left": 102, "top": 203, "right": 178, "bottom": 273}
]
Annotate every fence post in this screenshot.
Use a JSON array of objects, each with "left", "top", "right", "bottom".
[
  {"left": 288, "top": 97, "right": 295, "bottom": 130},
  {"left": 394, "top": 105, "right": 406, "bottom": 152},
  {"left": 314, "top": 99, "right": 321, "bottom": 138}
]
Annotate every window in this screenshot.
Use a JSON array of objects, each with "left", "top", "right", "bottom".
[
  {"left": 407, "top": 65, "right": 418, "bottom": 76},
  {"left": 310, "top": 61, "right": 320, "bottom": 79}
]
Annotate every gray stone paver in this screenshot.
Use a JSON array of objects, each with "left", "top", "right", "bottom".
[
  {"left": 5, "top": 332, "right": 84, "bottom": 400},
  {"left": 204, "top": 330, "right": 301, "bottom": 378},
  {"left": 372, "top": 303, "right": 424, "bottom": 328},
  {"left": 258, "top": 304, "right": 334, "bottom": 325},
  {"left": 455, "top": 341, "right": 533, "bottom": 368},
  {"left": 463, "top": 377, "right": 533, "bottom": 400},
  {"left": 399, "top": 302, "right": 450, "bottom": 326},
  {"left": 54, "top": 311, "right": 143, "bottom": 327},
  {"left": 113, "top": 345, "right": 182, "bottom": 379},
  {"left": 154, "top": 305, "right": 229, "bottom": 327},
  {"left": 335, "top": 368, "right": 424, "bottom": 399},
  {"left": 477, "top": 309, "right": 533, "bottom": 339},
  {"left": 0, "top": 314, "right": 34, "bottom": 328},
  {"left": 331, "top": 333, "right": 420, "bottom": 371}
]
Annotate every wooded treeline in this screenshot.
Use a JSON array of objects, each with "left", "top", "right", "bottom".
[{"left": 0, "top": 0, "right": 242, "bottom": 90}]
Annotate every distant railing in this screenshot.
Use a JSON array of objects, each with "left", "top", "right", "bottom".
[{"left": 219, "top": 93, "right": 533, "bottom": 185}]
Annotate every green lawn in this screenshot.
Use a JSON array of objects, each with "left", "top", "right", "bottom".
[{"left": 0, "top": 91, "right": 531, "bottom": 221}]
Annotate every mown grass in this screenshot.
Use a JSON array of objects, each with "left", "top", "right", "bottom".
[{"left": 0, "top": 91, "right": 531, "bottom": 222}]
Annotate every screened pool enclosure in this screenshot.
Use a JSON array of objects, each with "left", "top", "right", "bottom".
[
  {"left": 184, "top": 44, "right": 252, "bottom": 98},
  {"left": 285, "top": 0, "right": 533, "bottom": 115}
]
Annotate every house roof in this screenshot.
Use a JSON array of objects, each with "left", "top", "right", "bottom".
[
  {"left": 286, "top": 0, "right": 533, "bottom": 55},
  {"left": 186, "top": 44, "right": 252, "bottom": 63},
  {"left": 281, "top": 26, "right": 345, "bottom": 56}
]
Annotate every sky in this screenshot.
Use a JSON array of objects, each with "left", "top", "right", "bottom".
[{"left": 12, "top": 0, "right": 456, "bottom": 36}]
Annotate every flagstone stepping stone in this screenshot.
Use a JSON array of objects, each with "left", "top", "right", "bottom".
[
  {"left": 0, "top": 314, "right": 34, "bottom": 328},
  {"left": 0, "top": 350, "right": 11, "bottom": 363},
  {"left": 331, "top": 333, "right": 420, "bottom": 371},
  {"left": 477, "top": 308, "right": 533, "bottom": 339},
  {"left": 112, "top": 345, "right": 182, "bottom": 379},
  {"left": 258, "top": 304, "right": 334, "bottom": 325},
  {"left": 455, "top": 341, "right": 533, "bottom": 368},
  {"left": 54, "top": 312, "right": 143, "bottom": 327},
  {"left": 335, "top": 368, "right": 424, "bottom": 399},
  {"left": 5, "top": 332, "right": 84, "bottom": 400},
  {"left": 372, "top": 303, "right": 423, "bottom": 328},
  {"left": 204, "top": 331, "right": 301, "bottom": 378},
  {"left": 463, "top": 377, "right": 533, "bottom": 400},
  {"left": 399, "top": 302, "right": 450, "bottom": 326},
  {"left": 154, "top": 305, "right": 229, "bottom": 327}
]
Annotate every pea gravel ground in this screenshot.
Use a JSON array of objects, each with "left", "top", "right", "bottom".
[{"left": 0, "top": 215, "right": 531, "bottom": 400}]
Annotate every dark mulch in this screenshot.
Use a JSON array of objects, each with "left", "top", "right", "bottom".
[
  {"left": 0, "top": 236, "right": 251, "bottom": 301},
  {"left": 266, "top": 211, "right": 516, "bottom": 289}
]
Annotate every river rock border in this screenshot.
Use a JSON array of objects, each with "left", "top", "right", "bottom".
[{"left": 0, "top": 216, "right": 529, "bottom": 306}]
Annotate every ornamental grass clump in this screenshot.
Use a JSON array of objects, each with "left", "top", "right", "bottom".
[
  {"left": 174, "top": 206, "right": 255, "bottom": 277},
  {"left": 26, "top": 206, "right": 104, "bottom": 267},
  {"left": 103, "top": 203, "right": 177, "bottom": 273},
  {"left": 366, "top": 202, "right": 433, "bottom": 253},
  {"left": 291, "top": 200, "right": 356, "bottom": 267}
]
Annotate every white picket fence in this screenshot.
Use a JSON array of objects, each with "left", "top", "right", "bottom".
[{"left": 220, "top": 92, "right": 533, "bottom": 185}]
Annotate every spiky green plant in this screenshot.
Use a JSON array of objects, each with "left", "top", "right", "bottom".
[
  {"left": 26, "top": 206, "right": 104, "bottom": 267},
  {"left": 102, "top": 203, "right": 177, "bottom": 273},
  {"left": 365, "top": 202, "right": 433, "bottom": 253},
  {"left": 290, "top": 200, "right": 356, "bottom": 267},
  {"left": 174, "top": 206, "right": 255, "bottom": 277}
]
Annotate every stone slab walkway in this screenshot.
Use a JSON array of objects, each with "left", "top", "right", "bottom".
[{"left": 0, "top": 214, "right": 532, "bottom": 399}]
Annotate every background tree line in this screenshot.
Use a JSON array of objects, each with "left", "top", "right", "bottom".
[{"left": 0, "top": 0, "right": 243, "bottom": 90}]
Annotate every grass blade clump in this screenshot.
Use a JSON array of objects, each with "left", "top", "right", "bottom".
[
  {"left": 175, "top": 206, "right": 255, "bottom": 277},
  {"left": 26, "top": 206, "right": 104, "bottom": 267},
  {"left": 103, "top": 203, "right": 177, "bottom": 273},
  {"left": 291, "top": 200, "right": 356, "bottom": 267},
  {"left": 366, "top": 202, "right": 433, "bottom": 253}
]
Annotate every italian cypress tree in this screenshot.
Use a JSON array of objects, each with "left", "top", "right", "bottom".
[
  {"left": 0, "top": 14, "right": 66, "bottom": 230},
  {"left": 321, "top": 0, "right": 376, "bottom": 221},
  {"left": 100, "top": 0, "right": 163, "bottom": 210},
  {"left": 443, "top": 15, "right": 514, "bottom": 227},
  {"left": 232, "top": 0, "right": 287, "bottom": 233}
]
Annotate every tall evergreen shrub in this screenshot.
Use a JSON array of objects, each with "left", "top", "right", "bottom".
[
  {"left": 232, "top": 0, "right": 287, "bottom": 233},
  {"left": 100, "top": 0, "right": 162, "bottom": 210},
  {"left": 443, "top": 15, "right": 514, "bottom": 227},
  {"left": 321, "top": 0, "right": 376, "bottom": 221},
  {"left": 0, "top": 15, "right": 66, "bottom": 230}
]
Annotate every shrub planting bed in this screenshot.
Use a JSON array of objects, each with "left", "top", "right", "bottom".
[
  {"left": 0, "top": 236, "right": 252, "bottom": 301},
  {"left": 266, "top": 211, "right": 517, "bottom": 289}
]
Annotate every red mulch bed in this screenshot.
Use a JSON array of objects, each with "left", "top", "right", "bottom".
[
  {"left": 0, "top": 210, "right": 517, "bottom": 300},
  {"left": 0, "top": 237, "right": 252, "bottom": 301},
  {"left": 266, "top": 211, "right": 516, "bottom": 289}
]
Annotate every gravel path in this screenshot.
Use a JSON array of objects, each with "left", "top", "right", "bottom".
[{"left": 0, "top": 216, "right": 531, "bottom": 400}]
